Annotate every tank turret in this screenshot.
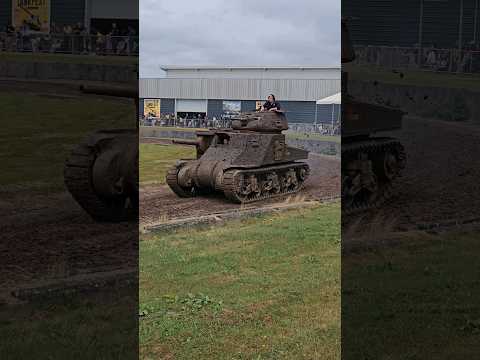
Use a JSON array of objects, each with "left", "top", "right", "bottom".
[{"left": 166, "top": 111, "right": 309, "bottom": 203}]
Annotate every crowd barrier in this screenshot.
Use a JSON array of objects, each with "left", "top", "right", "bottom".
[
  {"left": 353, "top": 45, "right": 480, "bottom": 74},
  {"left": 0, "top": 32, "right": 138, "bottom": 56},
  {"left": 139, "top": 118, "right": 339, "bottom": 136}
]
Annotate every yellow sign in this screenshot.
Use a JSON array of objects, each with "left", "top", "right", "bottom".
[
  {"left": 12, "top": 0, "right": 51, "bottom": 32},
  {"left": 144, "top": 99, "right": 161, "bottom": 118}
]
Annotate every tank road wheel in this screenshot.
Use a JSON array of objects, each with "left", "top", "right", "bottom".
[
  {"left": 166, "top": 164, "right": 196, "bottom": 198},
  {"left": 222, "top": 163, "right": 309, "bottom": 204},
  {"left": 238, "top": 174, "right": 261, "bottom": 201},
  {"left": 372, "top": 143, "right": 406, "bottom": 181},
  {"left": 342, "top": 138, "right": 406, "bottom": 213},
  {"left": 263, "top": 173, "right": 281, "bottom": 195},
  {"left": 282, "top": 169, "right": 299, "bottom": 192},
  {"left": 64, "top": 132, "right": 138, "bottom": 222}
]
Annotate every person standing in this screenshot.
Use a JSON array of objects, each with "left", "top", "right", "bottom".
[{"left": 261, "top": 94, "right": 281, "bottom": 112}]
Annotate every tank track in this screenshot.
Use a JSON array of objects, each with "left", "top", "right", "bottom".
[
  {"left": 342, "top": 137, "right": 406, "bottom": 213},
  {"left": 166, "top": 163, "right": 196, "bottom": 198},
  {"left": 64, "top": 135, "right": 136, "bottom": 222},
  {"left": 222, "top": 163, "right": 310, "bottom": 204}
]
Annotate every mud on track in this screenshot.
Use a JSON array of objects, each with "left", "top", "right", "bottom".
[
  {"left": 344, "top": 115, "right": 480, "bottom": 234},
  {"left": 140, "top": 152, "right": 340, "bottom": 228}
]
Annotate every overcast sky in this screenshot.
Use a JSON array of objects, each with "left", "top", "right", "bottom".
[{"left": 139, "top": 0, "right": 340, "bottom": 77}]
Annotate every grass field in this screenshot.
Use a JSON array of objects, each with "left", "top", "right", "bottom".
[
  {"left": 0, "top": 93, "right": 133, "bottom": 191},
  {"left": 140, "top": 203, "right": 341, "bottom": 359},
  {"left": 0, "top": 287, "right": 138, "bottom": 359},
  {"left": 0, "top": 51, "right": 137, "bottom": 65},
  {"left": 139, "top": 144, "right": 195, "bottom": 186},
  {"left": 343, "top": 229, "right": 480, "bottom": 359},
  {"left": 347, "top": 64, "right": 480, "bottom": 92}
]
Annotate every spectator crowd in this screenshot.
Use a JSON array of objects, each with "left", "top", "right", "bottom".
[
  {"left": 354, "top": 43, "right": 480, "bottom": 74},
  {"left": 0, "top": 18, "right": 138, "bottom": 56},
  {"left": 140, "top": 113, "right": 340, "bottom": 136}
]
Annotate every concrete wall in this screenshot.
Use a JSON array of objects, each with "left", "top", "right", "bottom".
[
  {"left": 0, "top": 60, "right": 137, "bottom": 83},
  {"left": 349, "top": 80, "right": 480, "bottom": 122}
]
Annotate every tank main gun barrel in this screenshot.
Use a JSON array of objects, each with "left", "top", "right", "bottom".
[{"left": 80, "top": 84, "right": 138, "bottom": 99}]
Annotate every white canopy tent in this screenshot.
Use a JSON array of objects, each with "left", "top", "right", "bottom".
[
  {"left": 316, "top": 92, "right": 341, "bottom": 105},
  {"left": 315, "top": 92, "right": 341, "bottom": 125}
]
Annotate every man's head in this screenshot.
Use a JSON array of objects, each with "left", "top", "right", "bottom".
[{"left": 267, "top": 94, "right": 276, "bottom": 103}]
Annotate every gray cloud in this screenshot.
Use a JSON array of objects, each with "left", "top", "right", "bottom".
[{"left": 140, "top": 0, "right": 340, "bottom": 77}]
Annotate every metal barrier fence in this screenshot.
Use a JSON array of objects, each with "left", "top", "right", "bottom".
[
  {"left": 0, "top": 32, "right": 139, "bottom": 56},
  {"left": 353, "top": 45, "right": 480, "bottom": 74},
  {"left": 139, "top": 117, "right": 340, "bottom": 135}
]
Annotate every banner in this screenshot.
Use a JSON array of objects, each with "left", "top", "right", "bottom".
[
  {"left": 144, "top": 99, "right": 161, "bottom": 118},
  {"left": 12, "top": 0, "right": 50, "bottom": 32}
]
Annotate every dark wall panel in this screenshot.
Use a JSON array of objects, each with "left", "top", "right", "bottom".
[
  {"left": 207, "top": 99, "right": 223, "bottom": 118},
  {"left": 0, "top": 0, "right": 11, "bottom": 29},
  {"left": 160, "top": 98, "right": 175, "bottom": 115},
  {"left": 343, "top": 0, "right": 478, "bottom": 48},
  {"left": 316, "top": 104, "right": 341, "bottom": 124},
  {"left": 51, "top": 0, "right": 85, "bottom": 26},
  {"left": 241, "top": 100, "right": 257, "bottom": 112},
  {"left": 282, "top": 101, "right": 317, "bottom": 124}
]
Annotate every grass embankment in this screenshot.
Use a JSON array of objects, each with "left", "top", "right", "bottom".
[
  {"left": 140, "top": 203, "right": 341, "bottom": 359},
  {"left": 343, "top": 229, "right": 480, "bottom": 359},
  {"left": 346, "top": 64, "right": 480, "bottom": 92},
  {"left": 0, "top": 93, "right": 132, "bottom": 191},
  {"left": 139, "top": 144, "right": 195, "bottom": 186}
]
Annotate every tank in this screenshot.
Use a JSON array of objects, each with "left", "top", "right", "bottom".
[
  {"left": 64, "top": 84, "right": 138, "bottom": 222},
  {"left": 166, "top": 111, "right": 310, "bottom": 203},
  {"left": 342, "top": 19, "right": 406, "bottom": 211}
]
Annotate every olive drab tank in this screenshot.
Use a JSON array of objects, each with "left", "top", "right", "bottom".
[
  {"left": 342, "top": 19, "right": 406, "bottom": 212},
  {"left": 64, "top": 84, "right": 138, "bottom": 222},
  {"left": 166, "top": 111, "right": 310, "bottom": 203}
]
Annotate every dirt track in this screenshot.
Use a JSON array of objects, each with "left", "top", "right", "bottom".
[
  {"left": 344, "top": 115, "right": 480, "bottom": 232},
  {"left": 140, "top": 152, "right": 340, "bottom": 227},
  {"left": 0, "top": 191, "right": 137, "bottom": 297}
]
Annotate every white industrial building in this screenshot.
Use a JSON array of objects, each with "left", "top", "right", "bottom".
[{"left": 139, "top": 66, "right": 341, "bottom": 124}]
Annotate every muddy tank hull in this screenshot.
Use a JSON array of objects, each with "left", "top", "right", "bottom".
[
  {"left": 167, "top": 160, "right": 309, "bottom": 203},
  {"left": 166, "top": 112, "right": 310, "bottom": 203}
]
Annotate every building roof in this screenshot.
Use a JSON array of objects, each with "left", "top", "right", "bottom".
[{"left": 160, "top": 65, "right": 340, "bottom": 71}]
